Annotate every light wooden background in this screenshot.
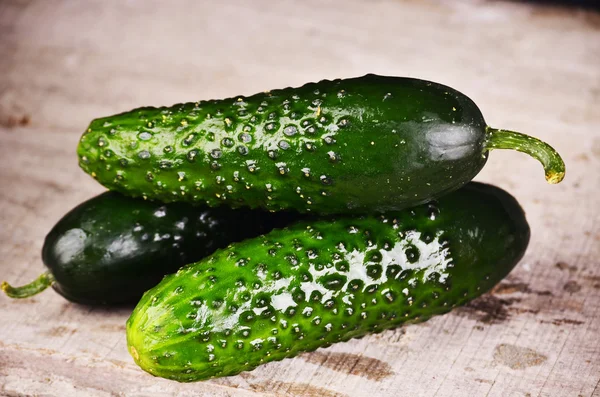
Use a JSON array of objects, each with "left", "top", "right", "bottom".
[{"left": 1, "top": 1, "right": 599, "bottom": 396}]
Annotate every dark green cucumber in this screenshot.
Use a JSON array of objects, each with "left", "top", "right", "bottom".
[
  {"left": 78, "top": 74, "right": 565, "bottom": 214},
  {"left": 1, "top": 192, "right": 299, "bottom": 305},
  {"left": 126, "top": 182, "right": 530, "bottom": 382}
]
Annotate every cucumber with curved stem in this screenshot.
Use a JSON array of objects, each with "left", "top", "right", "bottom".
[
  {"left": 1, "top": 192, "right": 300, "bottom": 305},
  {"left": 77, "top": 74, "right": 564, "bottom": 214},
  {"left": 126, "top": 182, "right": 530, "bottom": 382}
]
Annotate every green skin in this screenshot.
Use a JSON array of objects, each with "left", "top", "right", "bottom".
[
  {"left": 1, "top": 192, "right": 299, "bottom": 305},
  {"left": 78, "top": 74, "right": 565, "bottom": 214},
  {"left": 126, "top": 182, "right": 530, "bottom": 382}
]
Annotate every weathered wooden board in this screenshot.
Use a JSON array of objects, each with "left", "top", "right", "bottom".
[{"left": 1, "top": 0, "right": 599, "bottom": 396}]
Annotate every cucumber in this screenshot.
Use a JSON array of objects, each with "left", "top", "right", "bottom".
[
  {"left": 1, "top": 192, "right": 299, "bottom": 305},
  {"left": 77, "top": 74, "right": 565, "bottom": 214},
  {"left": 126, "top": 182, "right": 530, "bottom": 382}
]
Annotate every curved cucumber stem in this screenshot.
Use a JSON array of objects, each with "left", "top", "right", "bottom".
[
  {"left": 1, "top": 272, "right": 55, "bottom": 299},
  {"left": 484, "top": 127, "right": 565, "bottom": 184}
]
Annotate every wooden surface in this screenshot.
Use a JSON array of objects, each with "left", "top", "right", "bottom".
[{"left": 1, "top": 0, "right": 599, "bottom": 396}]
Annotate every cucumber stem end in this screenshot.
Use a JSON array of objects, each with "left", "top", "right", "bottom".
[
  {"left": 484, "top": 127, "right": 566, "bottom": 184},
  {"left": 1, "top": 272, "right": 55, "bottom": 299}
]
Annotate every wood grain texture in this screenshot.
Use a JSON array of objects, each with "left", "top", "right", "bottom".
[{"left": 1, "top": 0, "right": 599, "bottom": 396}]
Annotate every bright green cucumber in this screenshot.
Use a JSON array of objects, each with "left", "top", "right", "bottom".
[
  {"left": 1, "top": 191, "right": 299, "bottom": 305},
  {"left": 126, "top": 182, "right": 530, "bottom": 382},
  {"left": 78, "top": 74, "right": 564, "bottom": 214}
]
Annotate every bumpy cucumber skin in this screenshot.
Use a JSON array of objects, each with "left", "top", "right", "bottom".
[
  {"left": 42, "top": 192, "right": 299, "bottom": 305},
  {"left": 126, "top": 182, "right": 529, "bottom": 382},
  {"left": 78, "top": 74, "right": 488, "bottom": 214}
]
